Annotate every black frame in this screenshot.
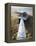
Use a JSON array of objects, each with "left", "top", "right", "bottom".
[{"left": 5, "top": 3, "right": 35, "bottom": 43}]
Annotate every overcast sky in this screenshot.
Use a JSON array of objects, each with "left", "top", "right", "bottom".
[{"left": 11, "top": 6, "right": 33, "bottom": 16}]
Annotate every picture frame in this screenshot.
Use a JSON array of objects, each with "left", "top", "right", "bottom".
[{"left": 5, "top": 3, "right": 35, "bottom": 43}]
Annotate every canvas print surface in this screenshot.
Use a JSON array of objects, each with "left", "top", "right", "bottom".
[{"left": 10, "top": 6, "right": 33, "bottom": 41}]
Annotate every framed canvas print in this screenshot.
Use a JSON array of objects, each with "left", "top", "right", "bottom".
[{"left": 5, "top": 3, "right": 35, "bottom": 43}]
